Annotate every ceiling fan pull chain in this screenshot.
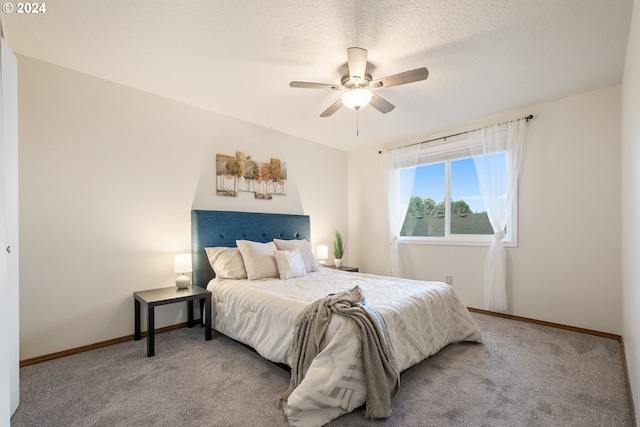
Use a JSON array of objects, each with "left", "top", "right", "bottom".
[{"left": 356, "top": 110, "right": 359, "bottom": 136}]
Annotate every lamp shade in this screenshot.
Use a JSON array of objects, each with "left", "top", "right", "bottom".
[
  {"left": 317, "top": 245, "right": 329, "bottom": 260},
  {"left": 174, "top": 253, "right": 192, "bottom": 274},
  {"left": 341, "top": 88, "right": 373, "bottom": 110}
]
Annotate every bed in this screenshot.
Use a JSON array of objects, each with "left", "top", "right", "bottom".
[{"left": 191, "top": 210, "right": 482, "bottom": 426}]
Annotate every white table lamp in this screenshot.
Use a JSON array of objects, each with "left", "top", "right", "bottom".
[
  {"left": 174, "top": 253, "right": 192, "bottom": 289},
  {"left": 317, "top": 245, "right": 328, "bottom": 266}
]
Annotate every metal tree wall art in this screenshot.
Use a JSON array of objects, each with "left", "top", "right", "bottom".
[{"left": 216, "top": 151, "right": 287, "bottom": 199}]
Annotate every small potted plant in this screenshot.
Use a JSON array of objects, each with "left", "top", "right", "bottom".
[{"left": 333, "top": 230, "right": 346, "bottom": 268}]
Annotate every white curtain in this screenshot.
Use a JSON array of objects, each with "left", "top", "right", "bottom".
[
  {"left": 470, "top": 119, "right": 526, "bottom": 310},
  {"left": 381, "top": 144, "right": 421, "bottom": 277}
]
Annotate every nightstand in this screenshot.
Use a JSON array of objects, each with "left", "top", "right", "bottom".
[
  {"left": 326, "top": 265, "right": 359, "bottom": 273},
  {"left": 134, "top": 286, "right": 212, "bottom": 357}
]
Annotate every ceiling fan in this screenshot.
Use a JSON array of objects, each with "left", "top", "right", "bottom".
[{"left": 289, "top": 47, "right": 429, "bottom": 117}]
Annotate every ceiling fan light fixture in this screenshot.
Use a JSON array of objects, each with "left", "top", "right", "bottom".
[{"left": 341, "top": 88, "right": 373, "bottom": 110}]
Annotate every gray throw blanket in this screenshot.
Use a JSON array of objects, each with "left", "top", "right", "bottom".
[{"left": 279, "top": 285, "right": 399, "bottom": 419}]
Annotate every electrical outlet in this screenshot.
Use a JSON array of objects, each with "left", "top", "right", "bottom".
[{"left": 446, "top": 276, "right": 453, "bottom": 285}]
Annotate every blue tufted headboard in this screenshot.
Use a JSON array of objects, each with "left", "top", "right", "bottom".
[{"left": 191, "top": 210, "right": 311, "bottom": 288}]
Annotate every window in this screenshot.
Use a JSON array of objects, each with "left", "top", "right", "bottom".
[{"left": 398, "top": 140, "right": 517, "bottom": 246}]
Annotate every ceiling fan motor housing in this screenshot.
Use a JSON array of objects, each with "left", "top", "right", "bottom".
[{"left": 341, "top": 72, "right": 372, "bottom": 89}]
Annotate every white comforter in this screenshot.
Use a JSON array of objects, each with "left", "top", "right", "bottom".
[{"left": 207, "top": 267, "right": 482, "bottom": 426}]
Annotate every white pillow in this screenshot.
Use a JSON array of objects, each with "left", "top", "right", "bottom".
[
  {"left": 204, "top": 247, "right": 247, "bottom": 279},
  {"left": 274, "top": 249, "right": 307, "bottom": 280},
  {"left": 273, "top": 238, "right": 319, "bottom": 273},
  {"left": 236, "top": 240, "right": 279, "bottom": 280}
]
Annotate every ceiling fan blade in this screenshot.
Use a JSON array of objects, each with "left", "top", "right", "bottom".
[
  {"left": 347, "top": 47, "right": 368, "bottom": 83},
  {"left": 320, "top": 99, "right": 343, "bottom": 117},
  {"left": 370, "top": 93, "right": 395, "bottom": 114},
  {"left": 370, "top": 67, "right": 429, "bottom": 89},
  {"left": 289, "top": 81, "right": 343, "bottom": 90}
]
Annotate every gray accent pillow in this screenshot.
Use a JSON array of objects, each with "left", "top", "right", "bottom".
[
  {"left": 274, "top": 249, "right": 307, "bottom": 280},
  {"left": 273, "top": 239, "right": 319, "bottom": 273}
]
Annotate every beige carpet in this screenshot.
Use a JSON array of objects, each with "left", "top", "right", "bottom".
[{"left": 11, "top": 313, "right": 633, "bottom": 426}]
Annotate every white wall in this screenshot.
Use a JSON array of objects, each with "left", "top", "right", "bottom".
[
  {"left": 349, "top": 85, "right": 622, "bottom": 335},
  {"left": 18, "top": 56, "right": 348, "bottom": 360},
  {"left": 622, "top": 0, "right": 640, "bottom": 420}
]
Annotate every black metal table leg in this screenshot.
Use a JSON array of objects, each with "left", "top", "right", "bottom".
[
  {"left": 134, "top": 299, "right": 141, "bottom": 340},
  {"left": 187, "top": 300, "right": 194, "bottom": 328},
  {"left": 200, "top": 299, "right": 205, "bottom": 327},
  {"left": 147, "top": 306, "right": 155, "bottom": 357},
  {"left": 205, "top": 295, "right": 212, "bottom": 341}
]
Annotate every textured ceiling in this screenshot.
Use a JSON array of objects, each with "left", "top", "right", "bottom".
[{"left": 1, "top": 0, "right": 634, "bottom": 151}]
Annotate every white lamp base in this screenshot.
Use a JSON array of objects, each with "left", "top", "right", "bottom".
[{"left": 175, "top": 275, "right": 190, "bottom": 289}]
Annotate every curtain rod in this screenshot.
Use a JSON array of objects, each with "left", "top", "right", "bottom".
[{"left": 378, "top": 114, "right": 533, "bottom": 154}]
